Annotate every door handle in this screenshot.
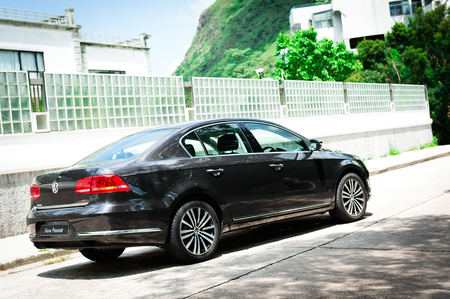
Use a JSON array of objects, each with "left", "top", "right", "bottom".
[
  {"left": 206, "top": 168, "right": 224, "bottom": 177},
  {"left": 269, "top": 164, "right": 284, "bottom": 171}
]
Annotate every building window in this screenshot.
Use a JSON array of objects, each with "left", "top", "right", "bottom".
[
  {"left": 313, "top": 10, "right": 333, "bottom": 29},
  {"left": 350, "top": 34, "right": 385, "bottom": 49},
  {"left": 0, "top": 50, "right": 45, "bottom": 73},
  {"left": 88, "top": 69, "right": 126, "bottom": 75},
  {"left": 411, "top": 0, "right": 422, "bottom": 13},
  {"left": 390, "top": 1, "right": 411, "bottom": 16}
]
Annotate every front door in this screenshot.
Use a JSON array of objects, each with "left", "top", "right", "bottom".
[{"left": 241, "top": 122, "right": 330, "bottom": 213}]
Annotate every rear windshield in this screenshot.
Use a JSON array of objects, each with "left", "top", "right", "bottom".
[{"left": 74, "top": 129, "right": 176, "bottom": 166}]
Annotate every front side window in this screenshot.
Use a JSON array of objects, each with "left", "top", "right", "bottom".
[
  {"left": 313, "top": 10, "right": 333, "bottom": 29},
  {"left": 243, "top": 123, "right": 308, "bottom": 153},
  {"left": 390, "top": 1, "right": 411, "bottom": 16},
  {"left": 195, "top": 123, "right": 251, "bottom": 156}
]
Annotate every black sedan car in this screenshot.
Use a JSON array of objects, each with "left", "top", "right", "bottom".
[{"left": 27, "top": 119, "right": 371, "bottom": 263}]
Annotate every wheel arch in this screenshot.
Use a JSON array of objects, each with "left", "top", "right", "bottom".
[
  {"left": 333, "top": 164, "right": 370, "bottom": 207},
  {"left": 167, "top": 189, "right": 226, "bottom": 242}
]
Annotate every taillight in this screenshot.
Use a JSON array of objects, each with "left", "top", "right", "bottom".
[
  {"left": 30, "top": 184, "right": 41, "bottom": 200},
  {"left": 75, "top": 175, "right": 131, "bottom": 194}
]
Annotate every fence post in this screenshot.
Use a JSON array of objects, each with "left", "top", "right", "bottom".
[
  {"left": 184, "top": 76, "right": 195, "bottom": 121},
  {"left": 343, "top": 82, "right": 350, "bottom": 114},
  {"left": 389, "top": 83, "right": 395, "bottom": 111},
  {"left": 279, "top": 80, "right": 288, "bottom": 117},
  {"left": 424, "top": 85, "right": 429, "bottom": 110}
]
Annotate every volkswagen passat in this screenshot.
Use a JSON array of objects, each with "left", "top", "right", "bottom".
[{"left": 27, "top": 119, "right": 371, "bottom": 263}]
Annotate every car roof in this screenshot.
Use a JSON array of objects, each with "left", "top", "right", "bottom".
[{"left": 138, "top": 118, "right": 279, "bottom": 134}]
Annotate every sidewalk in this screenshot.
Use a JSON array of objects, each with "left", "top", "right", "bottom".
[{"left": 2, "top": 144, "right": 450, "bottom": 272}]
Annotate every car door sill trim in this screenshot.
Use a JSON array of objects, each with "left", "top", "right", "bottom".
[
  {"left": 78, "top": 228, "right": 162, "bottom": 236},
  {"left": 233, "top": 202, "right": 330, "bottom": 222}
]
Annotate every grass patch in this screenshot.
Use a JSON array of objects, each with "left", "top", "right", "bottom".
[
  {"left": 388, "top": 142, "right": 401, "bottom": 156},
  {"left": 420, "top": 136, "right": 439, "bottom": 149},
  {"left": 408, "top": 147, "right": 419, "bottom": 152},
  {"left": 43, "top": 253, "right": 71, "bottom": 265},
  {"left": 38, "top": 249, "right": 50, "bottom": 252}
]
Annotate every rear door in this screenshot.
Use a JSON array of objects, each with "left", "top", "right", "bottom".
[{"left": 182, "top": 122, "right": 274, "bottom": 221}]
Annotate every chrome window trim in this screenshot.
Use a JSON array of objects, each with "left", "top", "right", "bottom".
[
  {"left": 36, "top": 202, "right": 89, "bottom": 211},
  {"left": 78, "top": 227, "right": 162, "bottom": 236}
]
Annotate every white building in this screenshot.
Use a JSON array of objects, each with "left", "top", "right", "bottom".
[
  {"left": 289, "top": 0, "right": 442, "bottom": 49},
  {"left": 0, "top": 7, "right": 152, "bottom": 76}
]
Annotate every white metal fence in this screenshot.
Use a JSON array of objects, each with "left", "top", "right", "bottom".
[
  {"left": 0, "top": 71, "right": 32, "bottom": 134},
  {"left": 284, "top": 80, "right": 345, "bottom": 117},
  {"left": 346, "top": 83, "right": 392, "bottom": 114},
  {"left": 392, "top": 84, "right": 428, "bottom": 111},
  {"left": 192, "top": 77, "right": 281, "bottom": 119},
  {"left": 0, "top": 70, "right": 430, "bottom": 135},
  {"left": 45, "top": 73, "right": 186, "bottom": 132}
]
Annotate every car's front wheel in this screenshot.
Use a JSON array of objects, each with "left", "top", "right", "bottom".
[
  {"left": 80, "top": 248, "right": 125, "bottom": 262},
  {"left": 329, "top": 173, "right": 367, "bottom": 223},
  {"left": 166, "top": 201, "right": 220, "bottom": 263}
]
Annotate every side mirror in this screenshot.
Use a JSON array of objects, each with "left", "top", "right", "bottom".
[{"left": 310, "top": 139, "right": 323, "bottom": 151}]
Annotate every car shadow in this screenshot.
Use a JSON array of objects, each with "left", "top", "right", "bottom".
[{"left": 38, "top": 212, "right": 372, "bottom": 280}]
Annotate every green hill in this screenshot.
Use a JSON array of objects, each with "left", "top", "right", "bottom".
[{"left": 173, "top": 0, "right": 315, "bottom": 79}]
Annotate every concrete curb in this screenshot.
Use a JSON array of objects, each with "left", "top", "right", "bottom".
[
  {"left": 0, "top": 249, "right": 77, "bottom": 271},
  {"left": 369, "top": 150, "right": 450, "bottom": 176}
]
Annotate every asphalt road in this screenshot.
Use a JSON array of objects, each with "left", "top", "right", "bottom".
[{"left": 1, "top": 156, "right": 450, "bottom": 298}]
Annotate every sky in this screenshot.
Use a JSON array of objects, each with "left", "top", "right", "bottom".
[{"left": 1, "top": 0, "right": 216, "bottom": 76}]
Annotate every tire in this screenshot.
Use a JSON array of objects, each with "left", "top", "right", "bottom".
[
  {"left": 329, "top": 173, "right": 367, "bottom": 223},
  {"left": 166, "top": 201, "right": 220, "bottom": 263},
  {"left": 80, "top": 248, "right": 125, "bottom": 262}
]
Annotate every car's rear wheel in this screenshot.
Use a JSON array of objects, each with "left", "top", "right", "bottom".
[
  {"left": 329, "top": 173, "right": 367, "bottom": 223},
  {"left": 166, "top": 201, "right": 220, "bottom": 263},
  {"left": 80, "top": 248, "right": 125, "bottom": 262}
]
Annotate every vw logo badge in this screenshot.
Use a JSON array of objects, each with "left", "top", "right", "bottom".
[{"left": 52, "top": 181, "right": 59, "bottom": 194}]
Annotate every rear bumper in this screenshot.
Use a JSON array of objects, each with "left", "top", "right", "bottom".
[{"left": 27, "top": 202, "right": 170, "bottom": 249}]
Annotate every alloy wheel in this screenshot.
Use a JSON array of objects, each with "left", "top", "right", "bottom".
[
  {"left": 342, "top": 178, "right": 365, "bottom": 216},
  {"left": 179, "top": 207, "right": 216, "bottom": 255}
]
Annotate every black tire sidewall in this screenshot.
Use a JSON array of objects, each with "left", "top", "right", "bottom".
[
  {"left": 334, "top": 173, "right": 367, "bottom": 222},
  {"left": 169, "top": 201, "right": 220, "bottom": 263},
  {"left": 80, "top": 248, "right": 125, "bottom": 262}
]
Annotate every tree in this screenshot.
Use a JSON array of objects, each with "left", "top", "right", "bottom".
[
  {"left": 220, "top": 48, "right": 265, "bottom": 79},
  {"left": 386, "top": 5, "right": 450, "bottom": 144},
  {"left": 273, "top": 27, "right": 361, "bottom": 81}
]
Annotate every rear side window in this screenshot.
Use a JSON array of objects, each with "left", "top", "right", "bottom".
[
  {"left": 186, "top": 123, "right": 252, "bottom": 156},
  {"left": 181, "top": 132, "right": 207, "bottom": 157}
]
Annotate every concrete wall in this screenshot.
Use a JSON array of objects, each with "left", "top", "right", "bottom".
[
  {"left": 0, "top": 169, "right": 61, "bottom": 238},
  {"left": 275, "top": 110, "right": 433, "bottom": 158},
  {"left": 0, "top": 23, "right": 79, "bottom": 73}
]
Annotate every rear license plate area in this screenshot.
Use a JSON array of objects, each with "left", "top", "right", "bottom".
[{"left": 40, "top": 224, "right": 70, "bottom": 236}]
